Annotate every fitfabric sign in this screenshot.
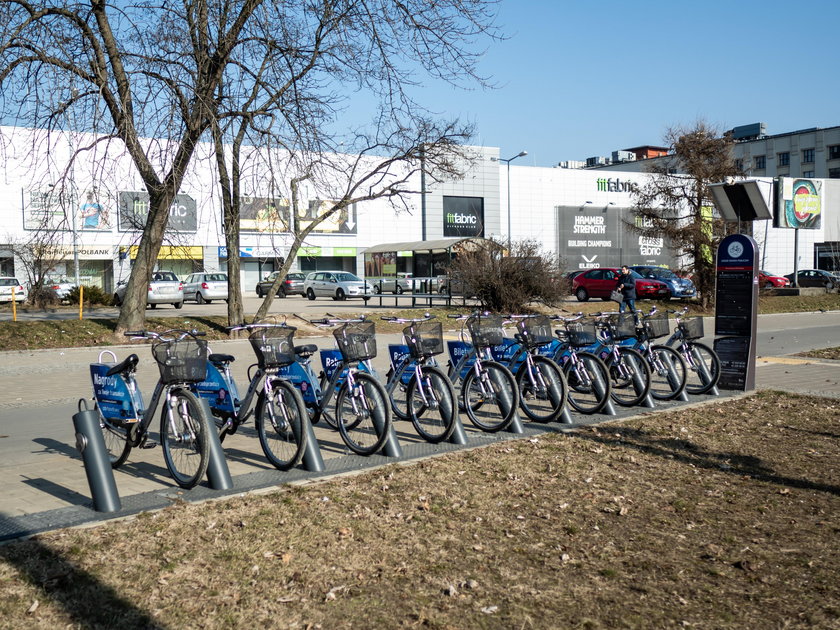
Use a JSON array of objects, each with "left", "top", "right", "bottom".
[
  {"left": 118, "top": 191, "right": 197, "bottom": 232},
  {"left": 556, "top": 205, "right": 673, "bottom": 270},
  {"left": 595, "top": 178, "right": 637, "bottom": 193},
  {"left": 775, "top": 178, "right": 822, "bottom": 229},
  {"left": 443, "top": 196, "right": 484, "bottom": 237}
]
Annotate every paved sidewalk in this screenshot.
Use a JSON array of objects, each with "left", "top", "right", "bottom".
[{"left": 2, "top": 334, "right": 839, "bottom": 542}]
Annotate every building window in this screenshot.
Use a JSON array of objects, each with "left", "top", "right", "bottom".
[
  {"left": 734, "top": 158, "right": 744, "bottom": 172},
  {"left": 778, "top": 152, "right": 790, "bottom": 166},
  {"left": 829, "top": 168, "right": 840, "bottom": 179},
  {"left": 754, "top": 155, "right": 766, "bottom": 169},
  {"left": 803, "top": 170, "right": 815, "bottom": 178},
  {"left": 802, "top": 148, "right": 815, "bottom": 163},
  {"left": 829, "top": 145, "right": 840, "bottom": 160}
]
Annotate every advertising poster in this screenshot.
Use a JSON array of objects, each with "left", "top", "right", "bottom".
[
  {"left": 240, "top": 197, "right": 291, "bottom": 233},
  {"left": 118, "top": 191, "right": 197, "bottom": 232},
  {"left": 775, "top": 178, "right": 822, "bottom": 229},
  {"left": 298, "top": 200, "right": 358, "bottom": 234},
  {"left": 23, "top": 188, "right": 113, "bottom": 232},
  {"left": 442, "top": 196, "right": 484, "bottom": 237}
]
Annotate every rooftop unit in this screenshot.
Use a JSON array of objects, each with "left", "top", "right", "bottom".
[
  {"left": 586, "top": 156, "right": 610, "bottom": 168},
  {"left": 611, "top": 150, "right": 636, "bottom": 163},
  {"left": 730, "top": 122, "right": 767, "bottom": 141}
]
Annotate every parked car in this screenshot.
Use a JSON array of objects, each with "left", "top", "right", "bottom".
[
  {"left": 372, "top": 272, "right": 413, "bottom": 294},
  {"left": 256, "top": 271, "right": 306, "bottom": 297},
  {"left": 784, "top": 269, "right": 838, "bottom": 289},
  {"left": 304, "top": 271, "right": 372, "bottom": 301},
  {"left": 630, "top": 265, "right": 696, "bottom": 299},
  {"left": 758, "top": 270, "right": 790, "bottom": 288},
  {"left": 183, "top": 272, "right": 228, "bottom": 304},
  {"left": 0, "top": 277, "right": 27, "bottom": 303},
  {"left": 572, "top": 267, "right": 671, "bottom": 302},
  {"left": 45, "top": 277, "right": 75, "bottom": 300},
  {"left": 114, "top": 270, "right": 184, "bottom": 308}
]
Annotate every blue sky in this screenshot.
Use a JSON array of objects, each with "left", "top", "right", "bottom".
[{"left": 421, "top": 0, "right": 840, "bottom": 167}]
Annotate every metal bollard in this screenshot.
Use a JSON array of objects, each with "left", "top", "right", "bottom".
[
  {"left": 197, "top": 399, "right": 233, "bottom": 490},
  {"left": 300, "top": 414, "right": 325, "bottom": 472},
  {"left": 72, "top": 402, "right": 121, "bottom": 513}
]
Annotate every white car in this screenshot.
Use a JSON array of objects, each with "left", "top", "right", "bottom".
[
  {"left": 304, "top": 271, "right": 372, "bottom": 301},
  {"left": 372, "top": 272, "right": 413, "bottom": 294},
  {"left": 183, "top": 272, "right": 228, "bottom": 304},
  {"left": 0, "top": 277, "right": 27, "bottom": 303},
  {"left": 114, "top": 271, "right": 184, "bottom": 309},
  {"left": 45, "top": 277, "right": 75, "bottom": 300}
]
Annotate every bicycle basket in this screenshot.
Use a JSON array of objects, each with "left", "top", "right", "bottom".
[
  {"left": 151, "top": 337, "right": 208, "bottom": 384},
  {"left": 249, "top": 326, "right": 296, "bottom": 367},
  {"left": 467, "top": 314, "right": 505, "bottom": 348},
  {"left": 404, "top": 320, "right": 444, "bottom": 358},
  {"left": 334, "top": 320, "right": 377, "bottom": 362},
  {"left": 518, "top": 315, "right": 554, "bottom": 347},
  {"left": 679, "top": 316, "right": 704, "bottom": 340},
  {"left": 607, "top": 313, "right": 637, "bottom": 341},
  {"left": 565, "top": 320, "right": 598, "bottom": 347},
  {"left": 643, "top": 313, "right": 670, "bottom": 340}
]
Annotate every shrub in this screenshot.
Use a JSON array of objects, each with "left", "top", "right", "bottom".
[{"left": 67, "top": 285, "right": 113, "bottom": 306}]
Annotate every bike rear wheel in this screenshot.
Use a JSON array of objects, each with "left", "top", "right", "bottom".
[
  {"left": 335, "top": 372, "right": 392, "bottom": 455},
  {"left": 562, "top": 351, "right": 611, "bottom": 414},
  {"left": 407, "top": 365, "right": 457, "bottom": 443},
  {"left": 516, "top": 355, "right": 568, "bottom": 422},
  {"left": 681, "top": 341, "right": 721, "bottom": 395},
  {"left": 608, "top": 347, "right": 651, "bottom": 407},
  {"left": 462, "top": 360, "right": 518, "bottom": 432},
  {"left": 96, "top": 403, "right": 132, "bottom": 468},
  {"left": 647, "top": 345, "right": 687, "bottom": 400},
  {"left": 159, "top": 388, "right": 211, "bottom": 489},
  {"left": 256, "top": 380, "right": 308, "bottom": 471}
]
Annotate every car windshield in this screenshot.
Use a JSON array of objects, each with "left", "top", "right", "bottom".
[
  {"left": 205, "top": 274, "right": 227, "bottom": 282},
  {"left": 152, "top": 272, "right": 178, "bottom": 282},
  {"left": 288, "top": 274, "right": 304, "bottom": 280},
  {"left": 627, "top": 270, "right": 643, "bottom": 279},
  {"left": 335, "top": 273, "right": 362, "bottom": 282},
  {"left": 0, "top": 278, "right": 19, "bottom": 286},
  {"left": 651, "top": 268, "right": 677, "bottom": 279}
]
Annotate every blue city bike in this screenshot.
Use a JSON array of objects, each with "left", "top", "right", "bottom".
[
  {"left": 486, "top": 314, "right": 568, "bottom": 423},
  {"left": 381, "top": 315, "right": 457, "bottom": 443},
  {"left": 89, "top": 329, "right": 213, "bottom": 489},
  {"left": 445, "top": 313, "right": 520, "bottom": 432},
  {"left": 663, "top": 306, "right": 721, "bottom": 395},
  {"left": 615, "top": 307, "right": 688, "bottom": 400},
  {"left": 191, "top": 322, "right": 308, "bottom": 471},
  {"left": 278, "top": 317, "right": 392, "bottom": 456}
]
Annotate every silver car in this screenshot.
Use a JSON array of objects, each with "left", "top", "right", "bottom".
[
  {"left": 114, "top": 270, "right": 183, "bottom": 309},
  {"left": 304, "top": 271, "right": 372, "bottom": 301},
  {"left": 372, "top": 272, "right": 413, "bottom": 294},
  {"left": 183, "top": 272, "right": 229, "bottom": 304}
]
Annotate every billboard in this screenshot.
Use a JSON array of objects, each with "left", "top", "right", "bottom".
[
  {"left": 240, "top": 197, "right": 291, "bottom": 233},
  {"left": 118, "top": 191, "right": 197, "bottom": 232},
  {"left": 23, "top": 188, "right": 114, "bottom": 232},
  {"left": 443, "top": 196, "right": 484, "bottom": 237},
  {"left": 775, "top": 178, "right": 822, "bottom": 229},
  {"left": 298, "top": 200, "right": 358, "bottom": 234}
]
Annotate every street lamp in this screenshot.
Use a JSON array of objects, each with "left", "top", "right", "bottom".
[{"left": 500, "top": 150, "right": 527, "bottom": 251}]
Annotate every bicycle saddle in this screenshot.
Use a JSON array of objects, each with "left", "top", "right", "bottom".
[
  {"left": 209, "top": 353, "right": 236, "bottom": 364},
  {"left": 106, "top": 353, "right": 139, "bottom": 376},
  {"left": 294, "top": 344, "right": 317, "bottom": 358}
]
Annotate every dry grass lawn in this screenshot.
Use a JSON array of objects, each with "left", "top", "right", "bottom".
[{"left": 1, "top": 391, "right": 838, "bottom": 629}]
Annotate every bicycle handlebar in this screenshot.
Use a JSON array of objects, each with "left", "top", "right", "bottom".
[
  {"left": 124, "top": 328, "right": 205, "bottom": 341},
  {"left": 310, "top": 316, "right": 367, "bottom": 326},
  {"left": 381, "top": 313, "right": 433, "bottom": 324}
]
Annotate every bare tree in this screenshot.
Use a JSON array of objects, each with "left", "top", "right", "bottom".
[{"left": 630, "top": 121, "right": 740, "bottom": 306}]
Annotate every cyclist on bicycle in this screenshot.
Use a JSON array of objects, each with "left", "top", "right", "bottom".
[{"left": 616, "top": 265, "right": 637, "bottom": 314}]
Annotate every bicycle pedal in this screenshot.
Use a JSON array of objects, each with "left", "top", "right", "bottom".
[{"left": 139, "top": 440, "right": 158, "bottom": 449}]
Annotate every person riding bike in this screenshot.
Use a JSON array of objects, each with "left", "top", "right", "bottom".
[{"left": 616, "top": 265, "right": 636, "bottom": 313}]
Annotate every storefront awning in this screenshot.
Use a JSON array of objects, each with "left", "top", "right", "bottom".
[{"left": 362, "top": 237, "right": 496, "bottom": 255}]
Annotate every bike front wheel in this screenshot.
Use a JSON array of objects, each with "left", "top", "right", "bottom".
[
  {"left": 516, "top": 355, "right": 568, "bottom": 422},
  {"left": 562, "top": 351, "right": 611, "bottom": 415},
  {"left": 681, "top": 341, "right": 721, "bottom": 395},
  {"left": 608, "top": 347, "right": 652, "bottom": 407},
  {"left": 407, "top": 365, "right": 457, "bottom": 443},
  {"left": 335, "top": 372, "right": 392, "bottom": 456},
  {"left": 462, "top": 360, "right": 518, "bottom": 432},
  {"left": 256, "top": 380, "right": 308, "bottom": 471},
  {"left": 647, "top": 345, "right": 687, "bottom": 400},
  {"left": 96, "top": 403, "right": 132, "bottom": 468},
  {"left": 387, "top": 365, "right": 411, "bottom": 421},
  {"left": 159, "top": 388, "right": 211, "bottom": 489}
]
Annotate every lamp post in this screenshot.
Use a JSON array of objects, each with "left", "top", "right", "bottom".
[{"left": 501, "top": 150, "right": 527, "bottom": 251}]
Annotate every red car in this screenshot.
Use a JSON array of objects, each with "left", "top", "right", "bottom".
[
  {"left": 572, "top": 267, "right": 671, "bottom": 302},
  {"left": 759, "top": 270, "right": 790, "bottom": 288}
]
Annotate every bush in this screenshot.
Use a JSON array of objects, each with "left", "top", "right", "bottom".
[
  {"left": 28, "top": 285, "right": 60, "bottom": 308},
  {"left": 443, "top": 238, "right": 566, "bottom": 312},
  {"left": 67, "top": 285, "right": 113, "bottom": 306}
]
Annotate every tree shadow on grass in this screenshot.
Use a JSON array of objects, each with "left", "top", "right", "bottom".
[
  {"left": 0, "top": 514, "right": 165, "bottom": 629},
  {"left": 575, "top": 425, "right": 840, "bottom": 497}
]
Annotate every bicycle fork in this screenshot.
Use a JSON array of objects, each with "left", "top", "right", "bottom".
[{"left": 165, "top": 391, "right": 198, "bottom": 444}]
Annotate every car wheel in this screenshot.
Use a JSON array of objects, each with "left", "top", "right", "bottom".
[
  {"left": 575, "top": 287, "right": 589, "bottom": 302},
  {"left": 113, "top": 294, "right": 122, "bottom": 306},
  {"left": 174, "top": 302, "right": 183, "bottom": 309},
  {"left": 373, "top": 284, "right": 381, "bottom": 294},
  {"left": 256, "top": 287, "right": 263, "bottom": 297},
  {"left": 149, "top": 303, "right": 157, "bottom": 309},
  {"left": 765, "top": 282, "right": 774, "bottom": 289},
  {"left": 336, "top": 288, "right": 346, "bottom": 300},
  {"left": 278, "top": 288, "right": 286, "bottom": 298},
  {"left": 363, "top": 297, "right": 370, "bottom": 303},
  {"left": 395, "top": 285, "right": 404, "bottom": 295},
  {"left": 307, "top": 288, "right": 316, "bottom": 301},
  {"left": 196, "top": 293, "right": 206, "bottom": 305}
]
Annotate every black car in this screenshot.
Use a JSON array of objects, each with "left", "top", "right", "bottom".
[
  {"left": 256, "top": 271, "right": 306, "bottom": 297},
  {"left": 784, "top": 269, "right": 837, "bottom": 289}
]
